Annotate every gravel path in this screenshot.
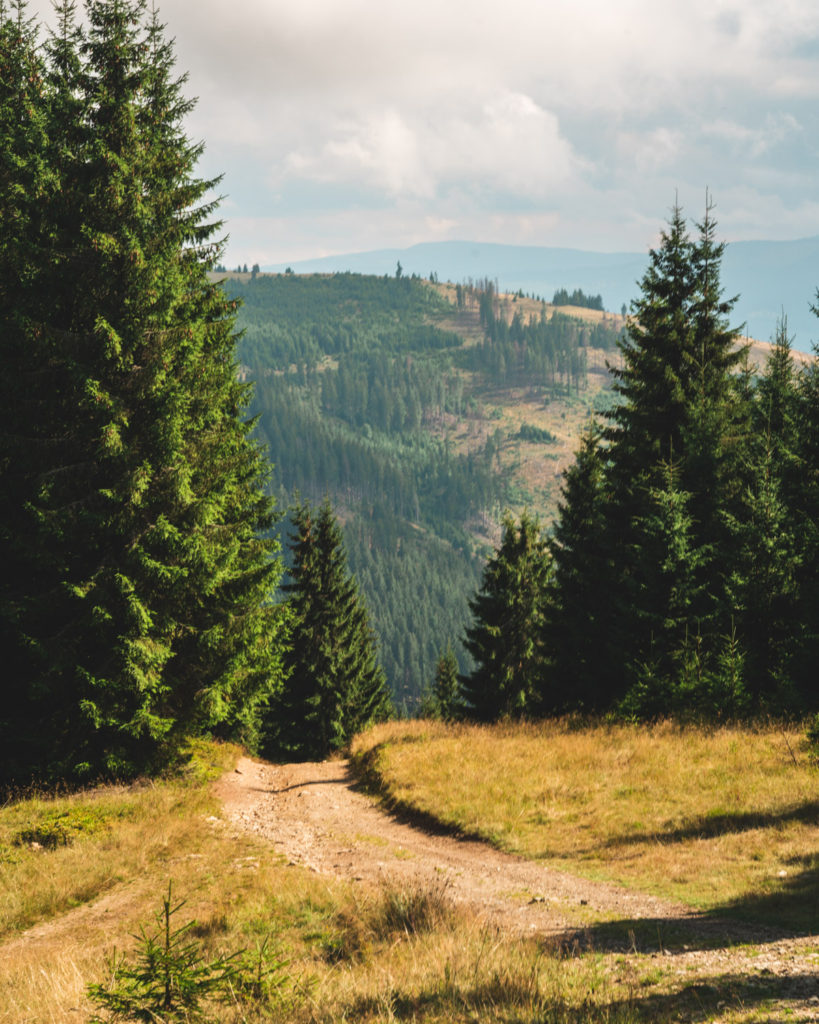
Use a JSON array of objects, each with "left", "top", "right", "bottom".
[
  {"left": 216, "top": 755, "right": 697, "bottom": 934},
  {"left": 215, "top": 754, "right": 819, "bottom": 1016}
]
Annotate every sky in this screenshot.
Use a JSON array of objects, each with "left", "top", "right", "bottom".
[{"left": 29, "top": 0, "right": 819, "bottom": 266}]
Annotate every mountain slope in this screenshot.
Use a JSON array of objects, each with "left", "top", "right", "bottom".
[
  {"left": 225, "top": 271, "right": 622, "bottom": 706},
  {"left": 263, "top": 236, "right": 819, "bottom": 351}
]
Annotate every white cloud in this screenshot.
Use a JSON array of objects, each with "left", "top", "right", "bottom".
[
  {"left": 703, "top": 114, "right": 802, "bottom": 159},
  {"left": 279, "top": 92, "right": 583, "bottom": 202},
  {"left": 23, "top": 0, "right": 819, "bottom": 256},
  {"left": 616, "top": 128, "right": 685, "bottom": 175},
  {"left": 284, "top": 109, "right": 431, "bottom": 196}
]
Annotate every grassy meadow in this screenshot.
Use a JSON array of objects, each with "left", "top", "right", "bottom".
[
  {"left": 0, "top": 740, "right": 638, "bottom": 1024},
  {"left": 351, "top": 719, "right": 819, "bottom": 931},
  {"left": 1, "top": 723, "right": 817, "bottom": 1023}
]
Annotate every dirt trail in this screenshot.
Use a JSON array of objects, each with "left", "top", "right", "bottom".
[
  {"left": 2, "top": 755, "right": 815, "bottom": 1021},
  {"left": 216, "top": 755, "right": 694, "bottom": 935},
  {"left": 216, "top": 755, "right": 819, "bottom": 1007}
]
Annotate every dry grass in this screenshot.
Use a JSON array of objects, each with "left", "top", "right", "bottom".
[
  {"left": 351, "top": 719, "right": 819, "bottom": 930},
  {"left": 0, "top": 741, "right": 641, "bottom": 1024},
  {"left": 0, "top": 740, "right": 238, "bottom": 939},
  {"left": 301, "top": 918, "right": 638, "bottom": 1024},
  {"left": 2, "top": 733, "right": 816, "bottom": 1023}
]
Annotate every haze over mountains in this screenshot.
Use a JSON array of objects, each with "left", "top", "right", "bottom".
[{"left": 264, "top": 237, "right": 819, "bottom": 352}]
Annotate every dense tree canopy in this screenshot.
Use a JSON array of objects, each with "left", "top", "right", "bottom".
[
  {"left": 546, "top": 201, "right": 819, "bottom": 718},
  {"left": 462, "top": 201, "right": 819, "bottom": 724},
  {"left": 0, "top": 0, "right": 284, "bottom": 783}
]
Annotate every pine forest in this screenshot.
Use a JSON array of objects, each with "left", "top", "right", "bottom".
[{"left": 2, "top": 0, "right": 819, "bottom": 790}]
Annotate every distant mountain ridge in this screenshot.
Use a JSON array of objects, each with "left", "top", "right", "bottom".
[{"left": 264, "top": 237, "right": 819, "bottom": 352}]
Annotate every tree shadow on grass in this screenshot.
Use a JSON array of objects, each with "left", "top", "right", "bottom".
[
  {"left": 350, "top": 746, "right": 492, "bottom": 841},
  {"left": 342, "top": 969, "right": 818, "bottom": 1023},
  {"left": 541, "top": 801, "right": 819, "bottom": 936},
  {"left": 548, "top": 854, "right": 818, "bottom": 955},
  {"left": 704, "top": 852, "right": 819, "bottom": 934},
  {"left": 603, "top": 971, "right": 818, "bottom": 1024},
  {"left": 559, "top": 799, "right": 819, "bottom": 857},
  {"left": 555, "top": 914, "right": 782, "bottom": 958}
]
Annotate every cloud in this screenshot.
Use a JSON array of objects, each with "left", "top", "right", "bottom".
[
  {"left": 616, "top": 128, "right": 685, "bottom": 175},
  {"left": 703, "top": 114, "right": 802, "bottom": 159},
  {"left": 23, "top": 0, "right": 819, "bottom": 258},
  {"left": 278, "top": 92, "right": 584, "bottom": 203}
]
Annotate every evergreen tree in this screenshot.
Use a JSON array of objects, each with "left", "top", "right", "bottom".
[
  {"left": 0, "top": 0, "right": 54, "bottom": 751},
  {"left": 462, "top": 511, "right": 550, "bottom": 721},
  {"left": 545, "top": 426, "right": 620, "bottom": 709},
  {"left": 421, "top": 642, "right": 463, "bottom": 721},
  {"left": 549, "top": 199, "right": 745, "bottom": 718},
  {"left": 605, "top": 201, "right": 742, "bottom": 708},
  {"left": 268, "top": 499, "right": 391, "bottom": 759},
  {"left": 727, "top": 320, "right": 802, "bottom": 705},
  {"left": 0, "top": 0, "right": 284, "bottom": 782}
]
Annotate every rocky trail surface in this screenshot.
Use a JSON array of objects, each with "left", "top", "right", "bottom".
[
  {"left": 217, "top": 755, "right": 819, "bottom": 1018},
  {"left": 216, "top": 756, "right": 693, "bottom": 933}
]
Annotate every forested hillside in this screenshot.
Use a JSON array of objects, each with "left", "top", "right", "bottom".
[
  {"left": 459, "top": 204, "right": 819, "bottom": 722},
  {"left": 224, "top": 270, "right": 624, "bottom": 707}
]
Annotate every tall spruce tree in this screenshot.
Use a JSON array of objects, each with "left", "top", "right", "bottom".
[
  {"left": 545, "top": 426, "right": 619, "bottom": 709},
  {"left": 726, "top": 320, "right": 802, "bottom": 705},
  {"left": 0, "top": 0, "right": 284, "bottom": 782},
  {"left": 462, "top": 511, "right": 550, "bottom": 721},
  {"left": 597, "top": 203, "right": 703, "bottom": 707},
  {"left": 618, "top": 201, "right": 744, "bottom": 688},
  {"left": 548, "top": 199, "right": 746, "bottom": 717},
  {"left": 268, "top": 499, "right": 391, "bottom": 760}
]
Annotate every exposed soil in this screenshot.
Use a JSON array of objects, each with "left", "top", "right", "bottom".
[{"left": 217, "top": 755, "right": 819, "bottom": 1016}]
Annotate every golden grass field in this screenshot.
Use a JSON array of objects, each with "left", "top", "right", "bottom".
[
  {"left": 3, "top": 723, "right": 817, "bottom": 1023},
  {"left": 0, "top": 740, "right": 638, "bottom": 1024},
  {"left": 352, "top": 720, "right": 819, "bottom": 931}
]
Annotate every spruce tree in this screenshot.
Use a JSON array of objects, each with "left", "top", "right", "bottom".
[
  {"left": 548, "top": 199, "right": 745, "bottom": 718},
  {"left": 610, "top": 201, "right": 742, "bottom": 705},
  {"left": 0, "top": 0, "right": 284, "bottom": 782},
  {"left": 423, "top": 643, "right": 462, "bottom": 721},
  {"left": 269, "top": 499, "right": 391, "bottom": 760},
  {"left": 726, "top": 320, "right": 802, "bottom": 705},
  {"left": 597, "top": 204, "right": 703, "bottom": 705},
  {"left": 546, "top": 426, "right": 620, "bottom": 709},
  {"left": 462, "top": 511, "right": 550, "bottom": 721}
]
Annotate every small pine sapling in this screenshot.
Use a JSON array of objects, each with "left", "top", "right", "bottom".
[{"left": 88, "top": 884, "right": 240, "bottom": 1023}]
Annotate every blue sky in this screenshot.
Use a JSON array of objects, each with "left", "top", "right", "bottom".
[{"left": 30, "top": 0, "right": 819, "bottom": 266}]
